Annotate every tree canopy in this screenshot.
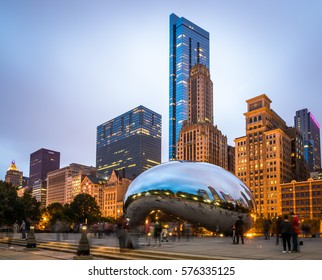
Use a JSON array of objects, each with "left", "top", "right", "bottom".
[
  {"left": 69, "top": 193, "right": 101, "bottom": 224},
  {"left": 0, "top": 181, "right": 41, "bottom": 227}
]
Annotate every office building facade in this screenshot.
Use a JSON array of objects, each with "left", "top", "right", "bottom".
[
  {"left": 5, "top": 161, "right": 23, "bottom": 188},
  {"left": 102, "top": 170, "right": 132, "bottom": 219},
  {"left": 176, "top": 64, "right": 227, "bottom": 168},
  {"left": 169, "top": 13, "right": 209, "bottom": 160},
  {"left": 29, "top": 148, "right": 60, "bottom": 207},
  {"left": 235, "top": 94, "right": 293, "bottom": 218},
  {"left": 281, "top": 178, "right": 322, "bottom": 220},
  {"left": 46, "top": 163, "right": 96, "bottom": 206},
  {"left": 285, "top": 127, "right": 310, "bottom": 181},
  {"left": 96, "top": 105, "right": 161, "bottom": 179},
  {"left": 80, "top": 176, "right": 107, "bottom": 212},
  {"left": 294, "top": 109, "right": 321, "bottom": 172}
]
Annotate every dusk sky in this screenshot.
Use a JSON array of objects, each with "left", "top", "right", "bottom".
[{"left": 1, "top": 0, "right": 322, "bottom": 180}]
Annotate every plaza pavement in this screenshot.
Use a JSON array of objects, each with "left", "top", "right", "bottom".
[{"left": 0, "top": 233, "right": 321, "bottom": 260}]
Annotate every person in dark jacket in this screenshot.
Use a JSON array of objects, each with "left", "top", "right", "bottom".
[
  {"left": 275, "top": 215, "right": 283, "bottom": 245},
  {"left": 235, "top": 216, "right": 244, "bottom": 244},
  {"left": 280, "top": 214, "right": 292, "bottom": 253},
  {"left": 263, "top": 218, "right": 271, "bottom": 240}
]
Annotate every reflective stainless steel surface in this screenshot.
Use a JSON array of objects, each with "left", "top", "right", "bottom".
[{"left": 124, "top": 161, "right": 256, "bottom": 232}]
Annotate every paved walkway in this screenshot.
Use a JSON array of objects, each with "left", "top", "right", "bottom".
[
  {"left": 0, "top": 233, "right": 321, "bottom": 260},
  {"left": 141, "top": 236, "right": 322, "bottom": 260}
]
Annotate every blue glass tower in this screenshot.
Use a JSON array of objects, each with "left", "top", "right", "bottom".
[
  {"left": 169, "top": 13, "right": 210, "bottom": 160},
  {"left": 96, "top": 106, "right": 161, "bottom": 179},
  {"left": 294, "top": 108, "right": 321, "bottom": 172}
]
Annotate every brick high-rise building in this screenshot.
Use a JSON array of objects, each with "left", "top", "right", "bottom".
[
  {"left": 281, "top": 178, "right": 322, "bottom": 220},
  {"left": 235, "top": 94, "right": 293, "bottom": 218},
  {"left": 176, "top": 64, "right": 227, "bottom": 168}
]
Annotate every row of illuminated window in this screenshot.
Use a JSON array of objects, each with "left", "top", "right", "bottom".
[{"left": 254, "top": 199, "right": 277, "bottom": 205}]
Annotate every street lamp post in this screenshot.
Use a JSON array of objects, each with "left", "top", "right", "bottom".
[
  {"left": 73, "top": 225, "right": 93, "bottom": 260},
  {"left": 24, "top": 225, "right": 38, "bottom": 251}
]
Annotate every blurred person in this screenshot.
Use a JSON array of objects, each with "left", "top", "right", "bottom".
[
  {"left": 55, "top": 219, "right": 63, "bottom": 241},
  {"left": 231, "top": 224, "right": 236, "bottom": 244},
  {"left": 20, "top": 220, "right": 26, "bottom": 239},
  {"left": 275, "top": 215, "right": 283, "bottom": 245},
  {"left": 13, "top": 221, "right": 19, "bottom": 238},
  {"left": 161, "top": 227, "right": 168, "bottom": 242},
  {"left": 263, "top": 218, "right": 271, "bottom": 240},
  {"left": 154, "top": 221, "right": 162, "bottom": 246},
  {"left": 146, "top": 223, "right": 154, "bottom": 246},
  {"left": 116, "top": 221, "right": 126, "bottom": 252},
  {"left": 98, "top": 222, "right": 104, "bottom": 239}
]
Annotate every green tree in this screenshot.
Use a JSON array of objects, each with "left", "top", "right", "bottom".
[
  {"left": 46, "top": 202, "right": 64, "bottom": 223},
  {"left": 17, "top": 188, "right": 41, "bottom": 224},
  {"left": 0, "top": 181, "right": 41, "bottom": 227},
  {"left": 0, "top": 180, "right": 19, "bottom": 226},
  {"left": 69, "top": 193, "right": 101, "bottom": 225}
]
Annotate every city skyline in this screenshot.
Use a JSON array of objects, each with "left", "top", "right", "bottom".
[{"left": 1, "top": 0, "right": 322, "bottom": 179}]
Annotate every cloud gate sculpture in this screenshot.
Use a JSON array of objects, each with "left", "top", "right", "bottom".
[{"left": 124, "top": 161, "right": 256, "bottom": 233}]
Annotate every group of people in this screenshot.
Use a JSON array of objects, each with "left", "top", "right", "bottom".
[
  {"left": 260, "top": 212, "right": 301, "bottom": 253},
  {"left": 278, "top": 212, "right": 301, "bottom": 253},
  {"left": 231, "top": 212, "right": 301, "bottom": 253}
]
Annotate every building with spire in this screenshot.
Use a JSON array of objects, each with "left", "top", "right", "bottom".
[
  {"left": 176, "top": 64, "right": 227, "bottom": 168},
  {"left": 169, "top": 13, "right": 210, "bottom": 160},
  {"left": 5, "top": 160, "right": 23, "bottom": 188}
]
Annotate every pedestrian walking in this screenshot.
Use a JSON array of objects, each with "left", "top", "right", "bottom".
[
  {"left": 20, "top": 220, "right": 26, "bottom": 239},
  {"left": 280, "top": 214, "right": 292, "bottom": 253}
]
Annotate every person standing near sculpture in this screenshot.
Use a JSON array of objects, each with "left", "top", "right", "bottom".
[
  {"left": 280, "top": 214, "right": 292, "bottom": 253},
  {"left": 290, "top": 212, "right": 301, "bottom": 252},
  {"left": 263, "top": 218, "right": 271, "bottom": 240},
  {"left": 275, "top": 215, "right": 283, "bottom": 245},
  {"left": 154, "top": 221, "right": 162, "bottom": 246},
  {"left": 235, "top": 216, "right": 244, "bottom": 244}
]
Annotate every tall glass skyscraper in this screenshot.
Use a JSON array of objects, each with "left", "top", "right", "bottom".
[
  {"left": 294, "top": 108, "right": 321, "bottom": 172},
  {"left": 29, "top": 148, "right": 60, "bottom": 207},
  {"left": 169, "top": 13, "right": 210, "bottom": 160},
  {"left": 96, "top": 105, "right": 161, "bottom": 179}
]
